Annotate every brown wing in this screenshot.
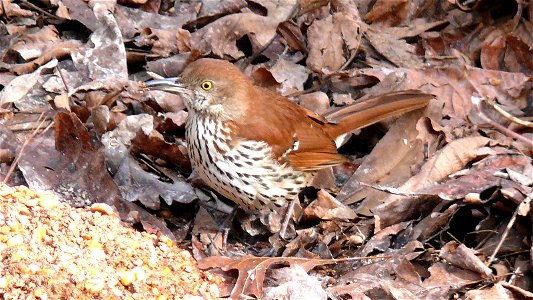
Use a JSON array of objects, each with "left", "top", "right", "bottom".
[
  {"left": 232, "top": 87, "right": 344, "bottom": 171},
  {"left": 231, "top": 88, "right": 432, "bottom": 171}
]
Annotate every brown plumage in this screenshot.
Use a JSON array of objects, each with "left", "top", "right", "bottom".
[{"left": 146, "top": 58, "right": 432, "bottom": 211}]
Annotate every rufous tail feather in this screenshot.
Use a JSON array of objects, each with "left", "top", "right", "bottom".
[{"left": 323, "top": 90, "right": 433, "bottom": 139}]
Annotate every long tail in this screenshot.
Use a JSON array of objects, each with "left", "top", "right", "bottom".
[{"left": 322, "top": 90, "right": 433, "bottom": 139}]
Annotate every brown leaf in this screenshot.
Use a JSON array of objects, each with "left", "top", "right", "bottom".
[
  {"left": 277, "top": 21, "right": 307, "bottom": 52},
  {"left": 363, "top": 26, "right": 424, "bottom": 68},
  {"left": 0, "top": 59, "right": 58, "bottom": 110},
  {"left": 385, "top": 19, "right": 449, "bottom": 39},
  {"left": 135, "top": 28, "right": 191, "bottom": 57},
  {"left": 465, "top": 283, "right": 514, "bottom": 300},
  {"left": 2, "top": 0, "right": 33, "bottom": 18},
  {"left": 504, "top": 34, "right": 533, "bottom": 75},
  {"left": 191, "top": 207, "right": 224, "bottom": 259},
  {"left": 0, "top": 124, "right": 19, "bottom": 165},
  {"left": 360, "top": 222, "right": 410, "bottom": 256},
  {"left": 365, "top": 0, "right": 408, "bottom": 26},
  {"left": 440, "top": 241, "right": 493, "bottom": 278},
  {"left": 10, "top": 26, "right": 60, "bottom": 61},
  {"left": 71, "top": 3, "right": 128, "bottom": 92},
  {"left": 131, "top": 129, "right": 191, "bottom": 173},
  {"left": 328, "top": 257, "right": 424, "bottom": 299},
  {"left": 101, "top": 114, "right": 196, "bottom": 208},
  {"left": 190, "top": 13, "right": 279, "bottom": 59},
  {"left": 307, "top": 11, "right": 362, "bottom": 73},
  {"left": 410, "top": 204, "right": 459, "bottom": 241},
  {"left": 269, "top": 58, "right": 310, "bottom": 95},
  {"left": 18, "top": 112, "right": 120, "bottom": 207},
  {"left": 303, "top": 190, "right": 356, "bottom": 221},
  {"left": 500, "top": 281, "right": 533, "bottom": 298},
  {"left": 422, "top": 262, "right": 483, "bottom": 296},
  {"left": 339, "top": 109, "right": 429, "bottom": 211},
  {"left": 372, "top": 136, "right": 491, "bottom": 227},
  {"left": 115, "top": 5, "right": 192, "bottom": 40},
  {"left": 198, "top": 0, "right": 246, "bottom": 19},
  {"left": 263, "top": 265, "right": 327, "bottom": 300},
  {"left": 424, "top": 154, "right": 531, "bottom": 200},
  {"left": 298, "top": 91, "right": 330, "bottom": 115},
  {"left": 475, "top": 216, "right": 527, "bottom": 257},
  {"left": 198, "top": 255, "right": 348, "bottom": 298}
]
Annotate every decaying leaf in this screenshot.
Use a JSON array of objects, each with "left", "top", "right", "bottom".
[{"left": 198, "top": 255, "right": 359, "bottom": 298}]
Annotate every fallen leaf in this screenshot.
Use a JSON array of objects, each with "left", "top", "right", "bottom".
[
  {"left": 303, "top": 190, "right": 357, "bottom": 221},
  {"left": 372, "top": 136, "right": 491, "bottom": 227},
  {"left": 440, "top": 241, "right": 492, "bottom": 278}
]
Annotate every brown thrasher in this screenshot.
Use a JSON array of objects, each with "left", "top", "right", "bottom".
[{"left": 146, "top": 58, "right": 432, "bottom": 212}]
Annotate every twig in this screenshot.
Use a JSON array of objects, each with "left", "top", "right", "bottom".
[
  {"left": 8, "top": 121, "right": 53, "bottom": 132},
  {"left": 471, "top": 95, "right": 533, "bottom": 148},
  {"left": 56, "top": 65, "right": 71, "bottom": 95},
  {"left": 3, "top": 113, "right": 50, "bottom": 184},
  {"left": 356, "top": 181, "right": 430, "bottom": 197},
  {"left": 510, "top": 0, "right": 524, "bottom": 31},
  {"left": 485, "top": 97, "right": 533, "bottom": 128},
  {"left": 19, "top": 0, "right": 65, "bottom": 21},
  {"left": 509, "top": 267, "right": 521, "bottom": 284},
  {"left": 485, "top": 192, "right": 532, "bottom": 266}
]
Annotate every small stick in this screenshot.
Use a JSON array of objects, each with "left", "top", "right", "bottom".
[
  {"left": 486, "top": 193, "right": 532, "bottom": 266},
  {"left": 471, "top": 95, "right": 533, "bottom": 148},
  {"left": 485, "top": 97, "right": 532, "bottom": 128},
  {"left": 357, "top": 181, "right": 430, "bottom": 197},
  {"left": 3, "top": 113, "right": 51, "bottom": 184}
]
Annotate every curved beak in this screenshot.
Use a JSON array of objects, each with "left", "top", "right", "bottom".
[{"left": 144, "top": 77, "right": 193, "bottom": 96}]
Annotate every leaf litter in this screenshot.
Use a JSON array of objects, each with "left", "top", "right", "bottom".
[{"left": 0, "top": 0, "right": 532, "bottom": 299}]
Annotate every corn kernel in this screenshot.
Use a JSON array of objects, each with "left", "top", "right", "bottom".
[
  {"left": 87, "top": 238, "right": 102, "bottom": 250},
  {"left": 84, "top": 280, "right": 105, "bottom": 294},
  {"left": 161, "top": 266, "right": 171, "bottom": 276},
  {"left": 9, "top": 222, "right": 23, "bottom": 233},
  {"left": 38, "top": 193, "right": 61, "bottom": 209},
  {"left": 34, "top": 287, "right": 46, "bottom": 298},
  {"left": 33, "top": 227, "right": 47, "bottom": 241},
  {"left": 90, "top": 203, "right": 117, "bottom": 216},
  {"left": 0, "top": 225, "right": 10, "bottom": 234},
  {"left": 159, "top": 235, "right": 174, "bottom": 247},
  {"left": 12, "top": 250, "right": 28, "bottom": 260},
  {"left": 24, "top": 198, "right": 39, "bottom": 207},
  {"left": 119, "top": 270, "right": 135, "bottom": 286}
]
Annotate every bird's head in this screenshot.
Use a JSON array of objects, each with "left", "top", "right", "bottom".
[{"left": 145, "top": 58, "right": 254, "bottom": 120}]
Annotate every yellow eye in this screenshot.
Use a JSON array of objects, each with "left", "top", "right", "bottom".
[{"left": 200, "top": 81, "right": 213, "bottom": 91}]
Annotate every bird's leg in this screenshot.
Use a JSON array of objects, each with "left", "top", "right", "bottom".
[
  {"left": 279, "top": 199, "right": 297, "bottom": 240},
  {"left": 200, "top": 190, "right": 238, "bottom": 256},
  {"left": 213, "top": 205, "right": 238, "bottom": 250}
]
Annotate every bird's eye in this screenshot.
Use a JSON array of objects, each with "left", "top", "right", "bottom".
[{"left": 200, "top": 81, "right": 213, "bottom": 91}]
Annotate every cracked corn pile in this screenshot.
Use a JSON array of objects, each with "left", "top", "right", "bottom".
[{"left": 0, "top": 184, "right": 220, "bottom": 299}]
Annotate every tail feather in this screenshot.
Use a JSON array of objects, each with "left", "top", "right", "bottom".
[{"left": 323, "top": 90, "right": 433, "bottom": 139}]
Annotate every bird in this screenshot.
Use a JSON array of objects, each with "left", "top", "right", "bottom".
[{"left": 145, "top": 58, "right": 433, "bottom": 213}]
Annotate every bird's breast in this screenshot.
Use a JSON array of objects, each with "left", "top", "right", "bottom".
[{"left": 185, "top": 114, "right": 309, "bottom": 211}]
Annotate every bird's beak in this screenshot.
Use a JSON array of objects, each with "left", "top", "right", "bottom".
[{"left": 144, "top": 77, "right": 193, "bottom": 96}]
